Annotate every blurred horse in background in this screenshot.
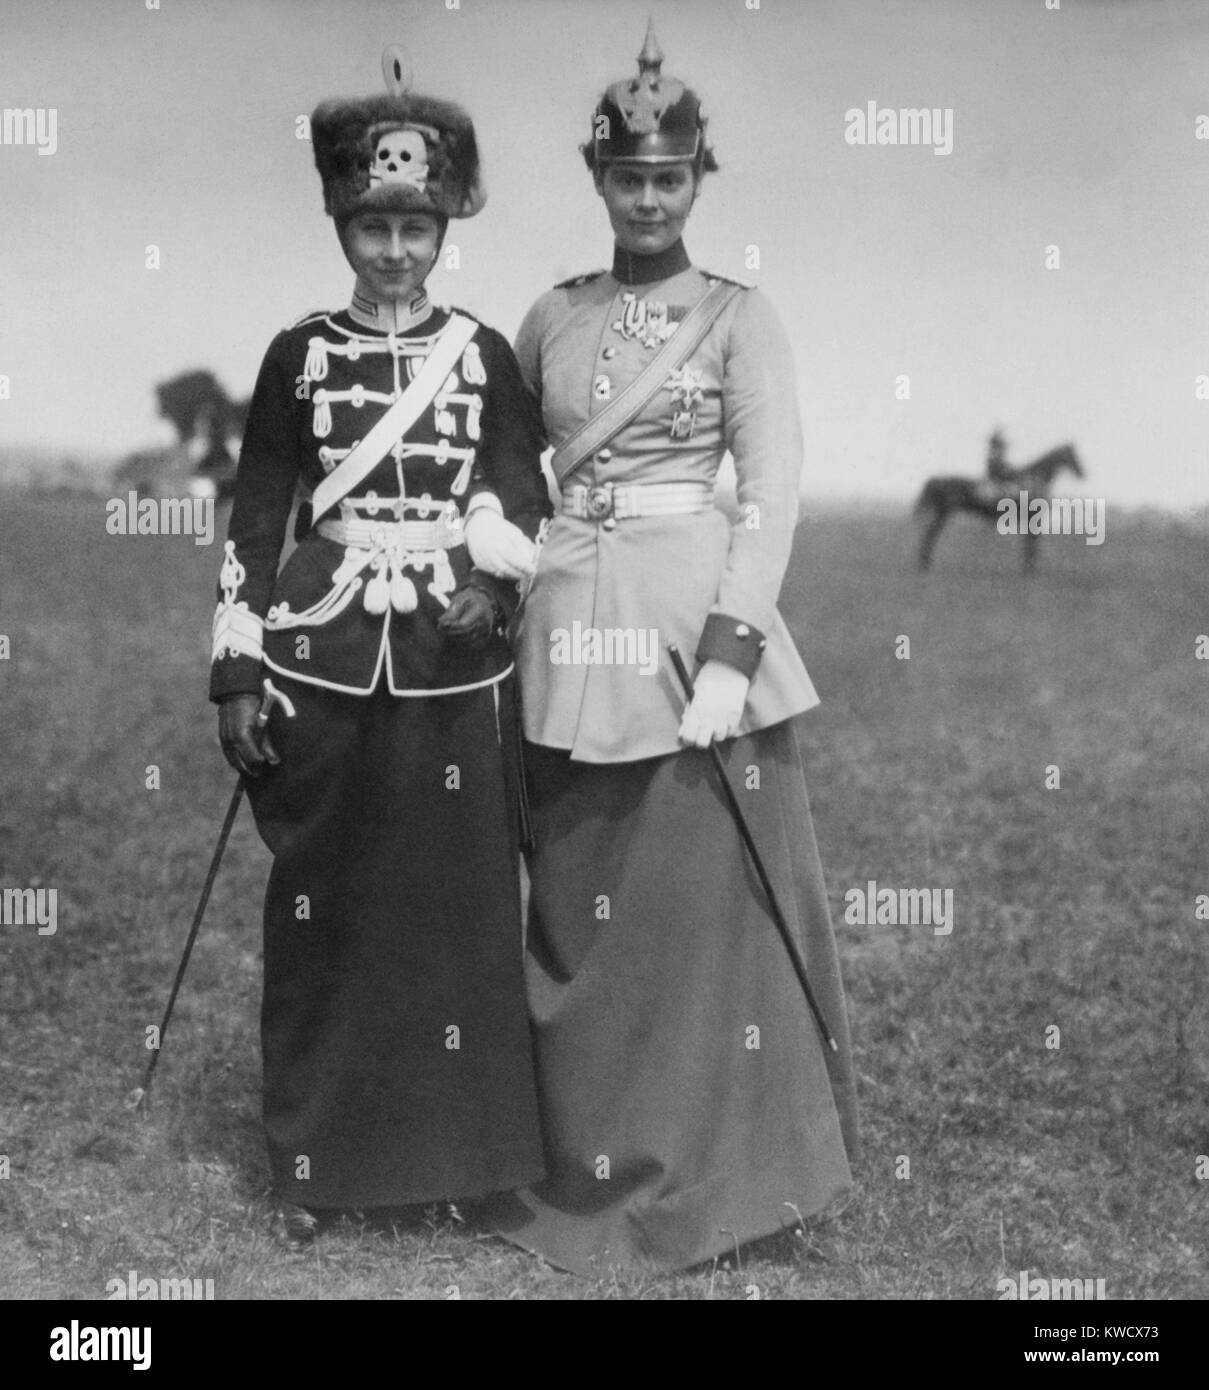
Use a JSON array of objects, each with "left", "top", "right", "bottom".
[{"left": 914, "top": 443, "right": 1084, "bottom": 572}]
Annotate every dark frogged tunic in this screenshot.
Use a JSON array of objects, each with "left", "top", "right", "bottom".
[{"left": 210, "top": 303, "right": 550, "bottom": 1207}]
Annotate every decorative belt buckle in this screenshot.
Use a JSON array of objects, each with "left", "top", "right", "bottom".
[{"left": 585, "top": 484, "right": 614, "bottom": 521}]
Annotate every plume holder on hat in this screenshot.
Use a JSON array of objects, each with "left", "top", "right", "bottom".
[{"left": 311, "top": 47, "right": 486, "bottom": 224}]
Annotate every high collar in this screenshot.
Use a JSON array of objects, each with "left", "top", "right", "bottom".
[
  {"left": 611, "top": 238, "right": 691, "bottom": 287},
  {"left": 347, "top": 285, "right": 435, "bottom": 334}
]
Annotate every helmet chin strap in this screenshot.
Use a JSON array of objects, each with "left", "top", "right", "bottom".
[{"left": 430, "top": 217, "right": 448, "bottom": 268}]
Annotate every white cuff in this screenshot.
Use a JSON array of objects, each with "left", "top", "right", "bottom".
[{"left": 465, "top": 491, "right": 503, "bottom": 518}]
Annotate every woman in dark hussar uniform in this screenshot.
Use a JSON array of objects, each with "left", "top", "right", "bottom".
[
  {"left": 481, "top": 24, "right": 859, "bottom": 1275},
  {"left": 210, "top": 52, "right": 550, "bottom": 1240}
]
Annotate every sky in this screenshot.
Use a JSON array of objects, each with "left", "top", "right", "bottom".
[{"left": 1, "top": 0, "right": 1206, "bottom": 509}]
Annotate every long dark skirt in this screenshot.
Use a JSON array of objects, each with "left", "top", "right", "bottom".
[
  {"left": 245, "top": 675, "right": 544, "bottom": 1209},
  {"left": 486, "top": 717, "right": 858, "bottom": 1274}
]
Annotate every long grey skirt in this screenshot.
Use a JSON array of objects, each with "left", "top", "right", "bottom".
[{"left": 485, "top": 717, "right": 858, "bottom": 1274}]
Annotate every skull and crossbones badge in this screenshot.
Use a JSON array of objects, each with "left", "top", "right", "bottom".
[{"left": 369, "top": 127, "right": 429, "bottom": 191}]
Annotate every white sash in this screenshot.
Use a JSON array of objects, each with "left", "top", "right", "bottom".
[{"left": 310, "top": 313, "right": 479, "bottom": 523}]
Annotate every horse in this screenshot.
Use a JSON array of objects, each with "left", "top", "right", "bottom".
[{"left": 914, "top": 443, "right": 1084, "bottom": 572}]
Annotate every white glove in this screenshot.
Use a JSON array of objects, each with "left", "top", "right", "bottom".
[
  {"left": 464, "top": 506, "right": 537, "bottom": 582},
  {"left": 677, "top": 659, "right": 750, "bottom": 748}
]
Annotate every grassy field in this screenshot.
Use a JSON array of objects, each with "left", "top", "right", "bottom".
[{"left": 1, "top": 491, "right": 1205, "bottom": 1300}]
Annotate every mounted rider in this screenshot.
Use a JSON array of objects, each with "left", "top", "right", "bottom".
[
  {"left": 987, "top": 427, "right": 1012, "bottom": 480},
  {"left": 974, "top": 427, "right": 1012, "bottom": 503}
]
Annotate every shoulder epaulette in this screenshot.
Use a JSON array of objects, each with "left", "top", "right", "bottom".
[
  {"left": 287, "top": 308, "right": 331, "bottom": 330},
  {"left": 554, "top": 270, "right": 606, "bottom": 290},
  {"left": 447, "top": 304, "right": 488, "bottom": 327},
  {"left": 703, "top": 271, "right": 755, "bottom": 290}
]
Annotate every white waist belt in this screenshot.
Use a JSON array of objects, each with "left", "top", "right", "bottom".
[
  {"left": 317, "top": 516, "right": 464, "bottom": 550},
  {"left": 562, "top": 481, "right": 714, "bottom": 522}
]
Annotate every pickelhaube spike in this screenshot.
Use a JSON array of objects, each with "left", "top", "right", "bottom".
[
  {"left": 637, "top": 19, "right": 663, "bottom": 77},
  {"left": 588, "top": 22, "right": 709, "bottom": 171}
]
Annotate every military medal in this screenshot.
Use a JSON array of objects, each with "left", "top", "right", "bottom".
[
  {"left": 612, "top": 292, "right": 680, "bottom": 350},
  {"left": 665, "top": 365, "right": 704, "bottom": 440}
]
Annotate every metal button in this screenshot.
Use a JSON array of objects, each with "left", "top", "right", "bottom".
[
  {"left": 597, "top": 448, "right": 613, "bottom": 463},
  {"left": 736, "top": 624, "right": 750, "bottom": 639},
  {"left": 602, "top": 516, "right": 617, "bottom": 531},
  {"left": 593, "top": 374, "right": 611, "bottom": 400},
  {"left": 602, "top": 346, "right": 617, "bottom": 360}
]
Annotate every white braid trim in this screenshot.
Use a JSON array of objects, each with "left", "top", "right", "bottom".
[{"left": 211, "top": 540, "right": 264, "bottom": 663}]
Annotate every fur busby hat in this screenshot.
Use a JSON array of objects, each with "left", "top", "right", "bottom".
[
  {"left": 311, "top": 48, "right": 486, "bottom": 225},
  {"left": 585, "top": 21, "right": 716, "bottom": 175}
]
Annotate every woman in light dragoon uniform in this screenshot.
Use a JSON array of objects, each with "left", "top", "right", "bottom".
[
  {"left": 485, "top": 26, "right": 859, "bottom": 1274},
  {"left": 209, "top": 54, "right": 549, "bottom": 1240}
]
